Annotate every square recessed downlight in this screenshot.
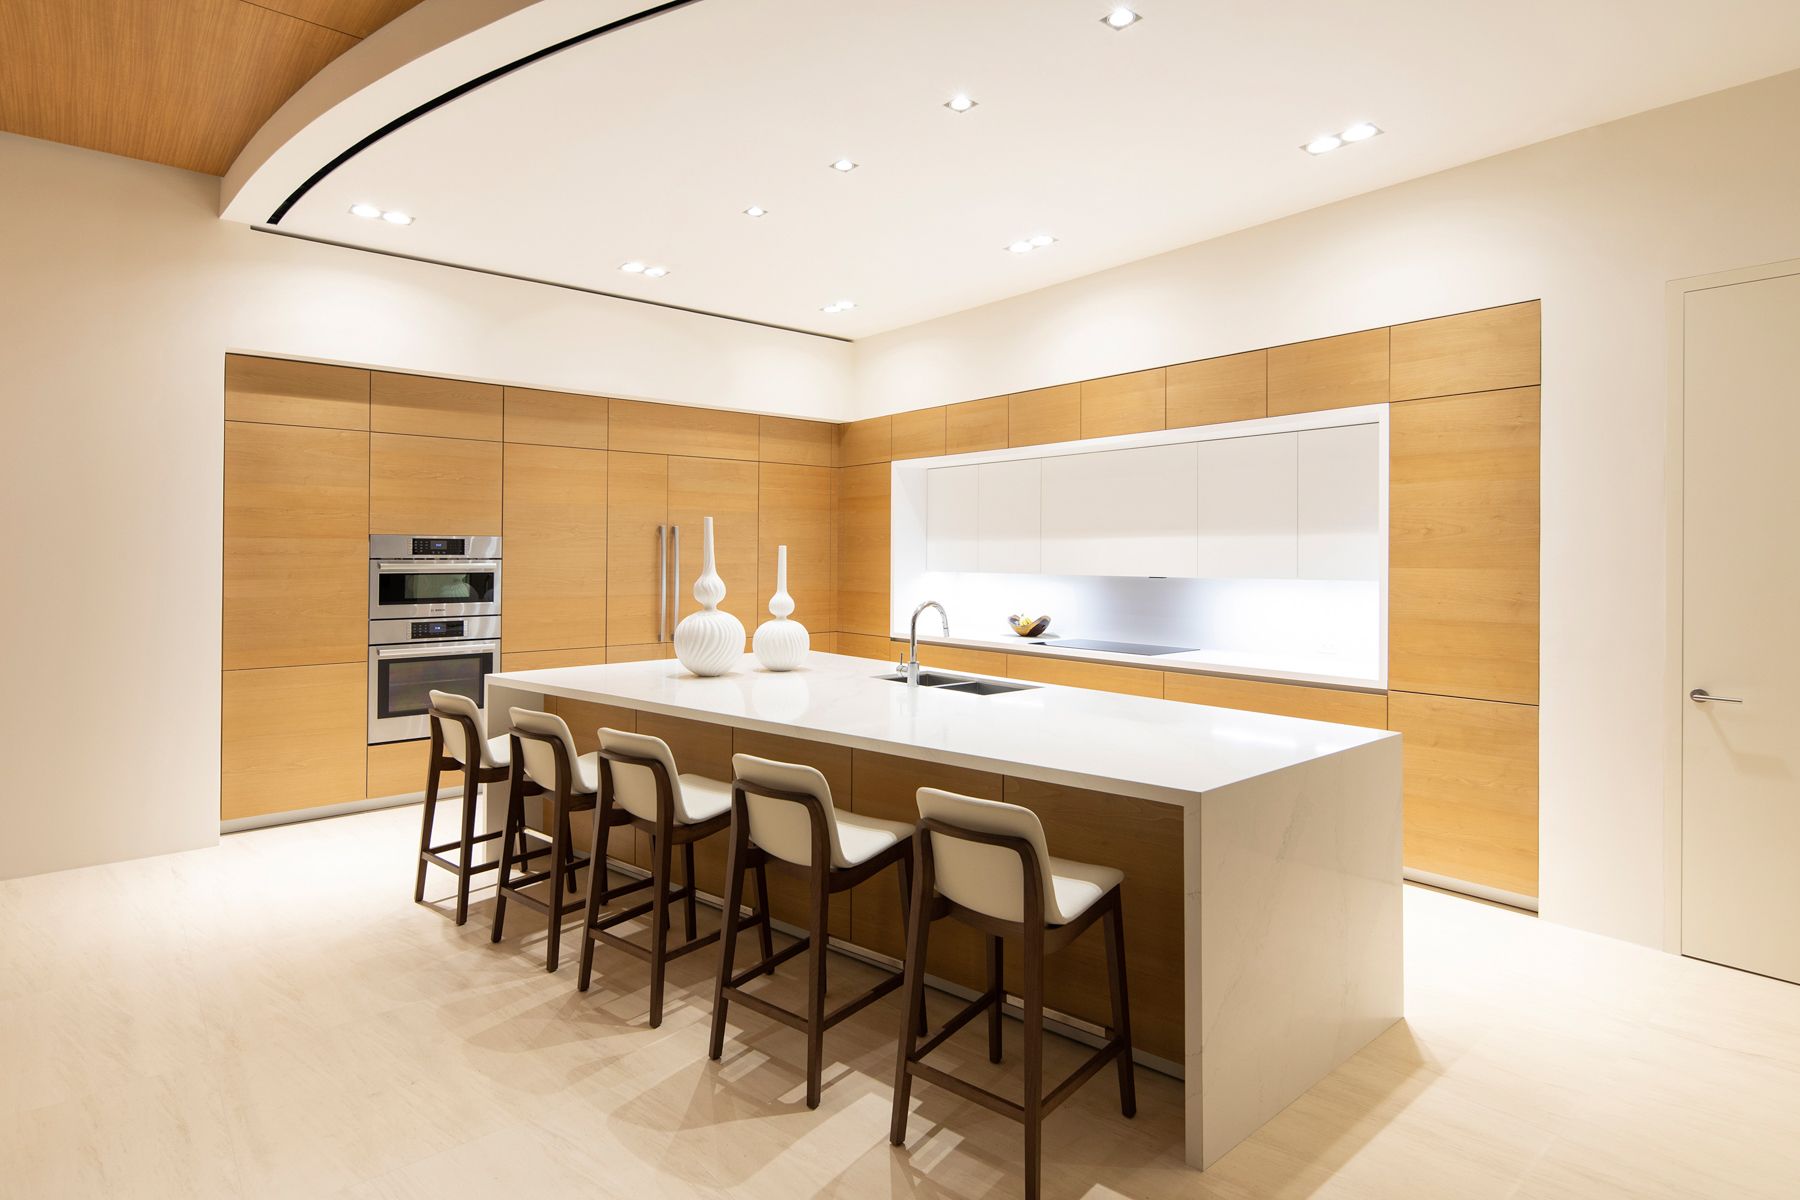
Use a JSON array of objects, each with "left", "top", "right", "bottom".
[
  {"left": 642, "top": 266, "right": 669, "bottom": 279},
  {"left": 1341, "top": 121, "right": 1382, "bottom": 143},
  {"left": 380, "top": 210, "right": 413, "bottom": 225},
  {"left": 1303, "top": 134, "right": 1344, "bottom": 155}
]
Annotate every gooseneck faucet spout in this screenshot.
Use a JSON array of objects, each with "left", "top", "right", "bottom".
[{"left": 901, "top": 601, "right": 949, "bottom": 686}]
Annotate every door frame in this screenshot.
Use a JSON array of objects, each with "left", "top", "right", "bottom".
[{"left": 1663, "top": 256, "right": 1800, "bottom": 954}]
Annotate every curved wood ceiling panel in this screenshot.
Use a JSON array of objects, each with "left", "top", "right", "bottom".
[{"left": 0, "top": 0, "right": 422, "bottom": 176}]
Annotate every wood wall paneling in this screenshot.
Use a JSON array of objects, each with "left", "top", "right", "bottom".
[
  {"left": 837, "top": 416, "right": 893, "bottom": 466},
  {"left": 891, "top": 407, "right": 947, "bottom": 460},
  {"left": 944, "top": 396, "right": 1009, "bottom": 454},
  {"left": 223, "top": 421, "right": 368, "bottom": 669},
  {"left": 758, "top": 416, "right": 835, "bottom": 467},
  {"left": 1081, "top": 368, "right": 1166, "bottom": 439},
  {"left": 502, "top": 442, "right": 607, "bottom": 653},
  {"left": 836, "top": 464, "right": 892, "bottom": 636},
  {"left": 1007, "top": 383, "right": 1082, "bottom": 447},
  {"left": 366, "top": 738, "right": 430, "bottom": 799},
  {"left": 1388, "top": 387, "right": 1540, "bottom": 705},
  {"left": 221, "top": 663, "right": 366, "bottom": 820},
  {"left": 501, "top": 386, "right": 608, "bottom": 449},
  {"left": 1004, "top": 653, "right": 1165, "bottom": 698},
  {"left": 609, "top": 399, "right": 758, "bottom": 460},
  {"left": 369, "top": 432, "right": 501, "bottom": 534},
  {"left": 605, "top": 452, "right": 670, "bottom": 649},
  {"left": 1389, "top": 692, "right": 1540, "bottom": 898},
  {"left": 371, "top": 371, "right": 502, "bottom": 441},
  {"left": 759, "top": 463, "right": 836, "bottom": 636},
  {"left": 1166, "top": 350, "right": 1267, "bottom": 428},
  {"left": 1163, "top": 672, "right": 1387, "bottom": 728},
  {"left": 1268, "top": 328, "right": 1391, "bottom": 416},
  {"left": 1391, "top": 301, "right": 1541, "bottom": 402},
  {"left": 501, "top": 646, "right": 605, "bottom": 672},
  {"left": 255, "top": 1, "right": 424, "bottom": 40},
  {"left": 669, "top": 456, "right": 761, "bottom": 638},
  {"left": 224, "top": 354, "right": 369, "bottom": 430}
]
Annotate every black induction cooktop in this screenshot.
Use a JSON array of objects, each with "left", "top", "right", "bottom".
[{"left": 1032, "top": 638, "right": 1198, "bottom": 656}]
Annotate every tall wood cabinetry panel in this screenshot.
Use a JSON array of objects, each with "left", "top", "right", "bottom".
[
  {"left": 222, "top": 663, "right": 366, "bottom": 820},
  {"left": 224, "top": 355, "right": 369, "bottom": 430},
  {"left": 606, "top": 452, "right": 670, "bottom": 649},
  {"left": 1389, "top": 387, "right": 1540, "bottom": 704},
  {"left": 1194, "top": 432, "right": 1296, "bottom": 579},
  {"left": 837, "top": 463, "right": 892, "bottom": 635},
  {"left": 1040, "top": 444, "right": 1199, "bottom": 577},
  {"left": 502, "top": 443, "right": 607, "bottom": 653},
  {"left": 759, "top": 463, "right": 836, "bottom": 635},
  {"left": 370, "top": 433, "right": 501, "bottom": 534},
  {"left": 669, "top": 456, "right": 760, "bottom": 638},
  {"left": 223, "top": 421, "right": 368, "bottom": 669},
  {"left": 371, "top": 372, "right": 502, "bottom": 441}
]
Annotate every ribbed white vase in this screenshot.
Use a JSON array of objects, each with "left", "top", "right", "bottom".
[
  {"left": 753, "top": 544, "right": 810, "bottom": 671},
  {"left": 673, "top": 516, "right": 745, "bottom": 677}
]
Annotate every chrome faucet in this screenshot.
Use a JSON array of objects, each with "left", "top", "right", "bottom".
[{"left": 899, "top": 601, "right": 949, "bottom": 686}]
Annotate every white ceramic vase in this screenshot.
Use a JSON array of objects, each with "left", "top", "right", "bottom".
[
  {"left": 753, "top": 544, "right": 810, "bottom": 671},
  {"left": 673, "top": 516, "right": 745, "bottom": 677}
]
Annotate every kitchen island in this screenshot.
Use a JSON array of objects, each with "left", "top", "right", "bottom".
[{"left": 485, "top": 650, "right": 1402, "bottom": 1170}]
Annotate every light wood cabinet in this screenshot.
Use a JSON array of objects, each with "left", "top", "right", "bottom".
[
  {"left": 1004, "top": 654, "right": 1164, "bottom": 698},
  {"left": 1040, "top": 444, "right": 1199, "bottom": 577},
  {"left": 371, "top": 371, "right": 502, "bottom": 441},
  {"left": 605, "top": 452, "right": 669, "bottom": 649},
  {"left": 1163, "top": 672, "right": 1387, "bottom": 728},
  {"left": 945, "top": 396, "right": 1008, "bottom": 454},
  {"left": 610, "top": 399, "right": 758, "bottom": 460},
  {"left": 978, "top": 459, "right": 1041, "bottom": 573},
  {"left": 502, "top": 386, "right": 607, "bottom": 449},
  {"left": 670, "top": 455, "right": 760, "bottom": 638},
  {"left": 1167, "top": 350, "right": 1266, "bottom": 429},
  {"left": 501, "top": 646, "right": 605, "bottom": 672},
  {"left": 502, "top": 442, "right": 607, "bottom": 653},
  {"left": 223, "top": 421, "right": 368, "bottom": 670},
  {"left": 837, "top": 415, "right": 892, "bottom": 466},
  {"left": 224, "top": 354, "right": 368, "bottom": 430},
  {"left": 892, "top": 407, "right": 946, "bottom": 460},
  {"left": 369, "top": 432, "right": 501, "bottom": 534},
  {"left": 926, "top": 465, "right": 980, "bottom": 572},
  {"left": 367, "top": 739, "right": 432, "bottom": 800},
  {"left": 1391, "top": 300, "right": 1540, "bottom": 402},
  {"left": 1007, "top": 383, "right": 1081, "bottom": 447},
  {"left": 833, "top": 632, "right": 892, "bottom": 661},
  {"left": 1268, "top": 328, "right": 1390, "bottom": 416},
  {"left": 885, "top": 640, "right": 1009, "bottom": 676},
  {"left": 1389, "top": 387, "right": 1540, "bottom": 705},
  {"left": 759, "top": 463, "right": 836, "bottom": 634},
  {"left": 837, "top": 463, "right": 892, "bottom": 635},
  {"left": 221, "top": 663, "right": 366, "bottom": 820},
  {"left": 1081, "top": 367, "right": 1165, "bottom": 439},
  {"left": 1298, "top": 423, "right": 1381, "bottom": 580},
  {"left": 1195, "top": 432, "right": 1297, "bottom": 579},
  {"left": 758, "top": 416, "right": 834, "bottom": 467}
]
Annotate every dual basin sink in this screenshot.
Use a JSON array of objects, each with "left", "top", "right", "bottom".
[{"left": 875, "top": 670, "right": 1039, "bottom": 696}]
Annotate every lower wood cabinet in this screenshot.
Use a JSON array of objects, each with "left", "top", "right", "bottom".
[
  {"left": 367, "top": 739, "right": 432, "bottom": 800},
  {"left": 1004, "top": 654, "right": 1165, "bottom": 698},
  {"left": 501, "top": 646, "right": 606, "bottom": 672},
  {"left": 1163, "top": 671, "right": 1387, "bottom": 729},
  {"left": 221, "top": 663, "right": 366, "bottom": 821}
]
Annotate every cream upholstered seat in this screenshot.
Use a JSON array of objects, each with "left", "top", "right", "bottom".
[
  {"left": 730, "top": 753, "right": 914, "bottom": 868},
  {"left": 597, "top": 728, "right": 731, "bottom": 824},
  {"left": 426, "top": 690, "right": 510, "bottom": 768},
  {"left": 509, "top": 708, "right": 598, "bottom": 794},
  {"left": 914, "top": 788, "right": 1123, "bottom": 926}
]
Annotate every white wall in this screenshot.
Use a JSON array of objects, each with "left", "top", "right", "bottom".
[
  {"left": 0, "top": 131, "right": 850, "bottom": 881},
  {"left": 853, "top": 69, "right": 1800, "bottom": 948}
]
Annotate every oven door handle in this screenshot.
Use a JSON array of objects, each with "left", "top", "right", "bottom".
[
  {"left": 373, "top": 640, "right": 500, "bottom": 661},
  {"left": 376, "top": 560, "right": 500, "bottom": 574}
]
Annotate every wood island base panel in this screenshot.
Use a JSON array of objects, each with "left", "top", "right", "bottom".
[{"left": 487, "top": 650, "right": 1404, "bottom": 1169}]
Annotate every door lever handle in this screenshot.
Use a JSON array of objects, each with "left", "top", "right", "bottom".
[{"left": 1689, "top": 688, "right": 1744, "bottom": 704}]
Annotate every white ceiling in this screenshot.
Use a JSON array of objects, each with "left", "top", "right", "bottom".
[{"left": 269, "top": 0, "right": 1800, "bottom": 338}]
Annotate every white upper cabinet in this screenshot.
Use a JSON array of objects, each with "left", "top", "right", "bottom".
[
  {"left": 978, "top": 459, "right": 1041, "bottom": 573},
  {"left": 1041, "top": 443, "right": 1200, "bottom": 577},
  {"left": 1298, "top": 423, "right": 1381, "bottom": 580},
  {"left": 926, "top": 465, "right": 980, "bottom": 572},
  {"left": 1195, "top": 432, "right": 1298, "bottom": 578}
]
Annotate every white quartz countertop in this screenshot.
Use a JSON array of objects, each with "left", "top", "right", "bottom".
[
  {"left": 909, "top": 631, "right": 1384, "bottom": 690},
  {"left": 488, "top": 651, "right": 1394, "bottom": 808}
]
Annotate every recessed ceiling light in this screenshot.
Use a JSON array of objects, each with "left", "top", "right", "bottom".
[
  {"left": 380, "top": 210, "right": 413, "bottom": 226},
  {"left": 1006, "top": 235, "right": 1058, "bottom": 255},
  {"left": 944, "top": 93, "right": 977, "bottom": 113},
  {"left": 642, "top": 266, "right": 669, "bottom": 279},
  {"left": 1303, "top": 133, "right": 1344, "bottom": 155},
  {"left": 348, "top": 202, "right": 381, "bottom": 219},
  {"left": 619, "top": 261, "right": 646, "bottom": 273},
  {"left": 1341, "top": 121, "right": 1382, "bottom": 143},
  {"left": 821, "top": 299, "right": 856, "bottom": 313},
  {"left": 1029, "top": 234, "right": 1056, "bottom": 247},
  {"left": 1007, "top": 240, "right": 1034, "bottom": 254},
  {"left": 743, "top": 205, "right": 768, "bottom": 217},
  {"left": 830, "top": 158, "right": 859, "bottom": 173},
  {"left": 1101, "top": 6, "right": 1142, "bottom": 30}
]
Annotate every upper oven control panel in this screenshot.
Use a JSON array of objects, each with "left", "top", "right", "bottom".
[
  {"left": 411, "top": 537, "right": 465, "bottom": 556},
  {"left": 369, "top": 534, "right": 502, "bottom": 561}
]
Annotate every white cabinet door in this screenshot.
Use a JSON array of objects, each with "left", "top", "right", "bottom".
[
  {"left": 1041, "top": 444, "right": 1199, "bottom": 577},
  {"left": 1298, "top": 423, "right": 1380, "bottom": 580},
  {"left": 926, "top": 465, "right": 980, "bottom": 572},
  {"left": 1195, "top": 432, "right": 1297, "bottom": 578},
  {"left": 978, "top": 459, "right": 1041, "bottom": 573}
]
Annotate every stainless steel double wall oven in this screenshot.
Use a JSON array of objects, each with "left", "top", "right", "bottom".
[{"left": 367, "top": 535, "right": 501, "bottom": 744}]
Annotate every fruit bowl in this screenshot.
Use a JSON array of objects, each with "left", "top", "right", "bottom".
[{"left": 1008, "top": 613, "right": 1051, "bottom": 638}]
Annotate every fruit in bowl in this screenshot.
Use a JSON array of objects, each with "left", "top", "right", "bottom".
[{"left": 1008, "top": 613, "right": 1051, "bottom": 638}]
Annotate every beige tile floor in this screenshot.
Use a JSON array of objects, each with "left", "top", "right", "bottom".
[{"left": 3, "top": 805, "right": 1799, "bottom": 1199}]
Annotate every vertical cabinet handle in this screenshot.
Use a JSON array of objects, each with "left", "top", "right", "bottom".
[
  {"left": 672, "top": 524, "right": 682, "bottom": 629},
  {"left": 657, "top": 524, "right": 667, "bottom": 642}
]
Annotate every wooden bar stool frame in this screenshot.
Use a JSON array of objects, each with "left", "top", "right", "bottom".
[
  {"left": 576, "top": 745, "right": 760, "bottom": 1027},
  {"left": 889, "top": 818, "right": 1136, "bottom": 1200},
  {"left": 708, "top": 776, "right": 918, "bottom": 1109},
  {"left": 412, "top": 704, "right": 516, "bottom": 926},
  {"left": 490, "top": 722, "right": 626, "bottom": 973}
]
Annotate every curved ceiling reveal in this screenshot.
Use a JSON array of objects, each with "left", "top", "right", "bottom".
[{"left": 226, "top": 0, "right": 1800, "bottom": 338}]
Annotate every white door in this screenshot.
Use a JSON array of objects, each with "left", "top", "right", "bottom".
[
  {"left": 978, "top": 459, "right": 1041, "bottom": 573},
  {"left": 1195, "top": 432, "right": 1297, "bottom": 579},
  {"left": 926, "top": 465, "right": 979, "bottom": 572},
  {"left": 1682, "top": 268, "right": 1800, "bottom": 985},
  {"left": 1040, "top": 444, "right": 1199, "bottom": 577},
  {"left": 1298, "top": 423, "right": 1381, "bottom": 580}
]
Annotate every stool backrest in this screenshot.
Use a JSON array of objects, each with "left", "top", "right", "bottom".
[
  {"left": 731, "top": 753, "right": 847, "bottom": 869},
  {"left": 597, "top": 727, "right": 688, "bottom": 823},
  {"left": 508, "top": 708, "right": 583, "bottom": 792},
  {"left": 914, "top": 788, "right": 1057, "bottom": 925},
  {"left": 427, "top": 690, "right": 486, "bottom": 765}
]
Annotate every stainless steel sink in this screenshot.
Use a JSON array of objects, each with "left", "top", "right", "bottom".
[
  {"left": 874, "top": 671, "right": 972, "bottom": 687},
  {"left": 874, "top": 671, "right": 1039, "bottom": 695}
]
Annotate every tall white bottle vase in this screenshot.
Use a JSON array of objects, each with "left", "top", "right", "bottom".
[
  {"left": 673, "top": 516, "right": 745, "bottom": 676},
  {"left": 753, "top": 544, "right": 810, "bottom": 671}
]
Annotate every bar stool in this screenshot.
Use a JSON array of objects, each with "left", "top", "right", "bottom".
[
  {"left": 575, "top": 727, "right": 750, "bottom": 1027},
  {"left": 890, "top": 788, "right": 1136, "bottom": 1200},
  {"left": 490, "top": 708, "right": 627, "bottom": 972},
  {"left": 413, "top": 690, "right": 515, "bottom": 925},
  {"left": 709, "top": 753, "right": 918, "bottom": 1108}
]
